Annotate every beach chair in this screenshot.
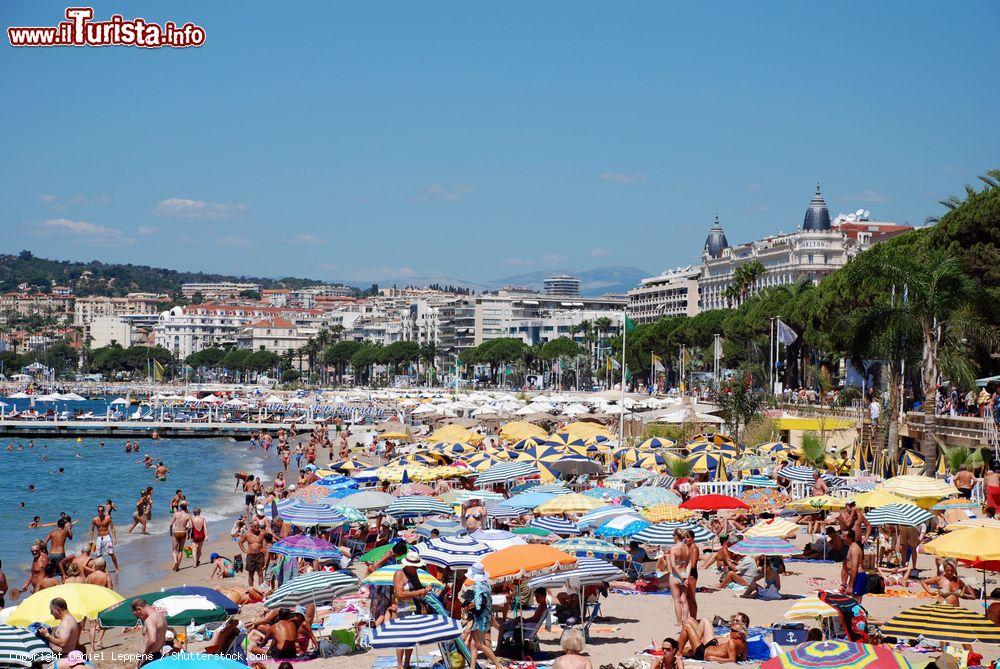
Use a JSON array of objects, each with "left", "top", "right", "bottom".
[{"left": 582, "top": 601, "right": 602, "bottom": 641}]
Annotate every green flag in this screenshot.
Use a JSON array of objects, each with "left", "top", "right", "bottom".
[{"left": 625, "top": 315, "right": 636, "bottom": 334}]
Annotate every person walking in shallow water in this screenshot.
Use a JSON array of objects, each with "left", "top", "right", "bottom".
[{"left": 169, "top": 501, "right": 192, "bottom": 572}]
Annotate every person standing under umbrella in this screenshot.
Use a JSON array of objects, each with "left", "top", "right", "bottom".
[
  {"left": 465, "top": 564, "right": 508, "bottom": 669},
  {"left": 393, "top": 554, "right": 433, "bottom": 669}
]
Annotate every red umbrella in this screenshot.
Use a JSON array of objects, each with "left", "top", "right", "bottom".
[{"left": 680, "top": 494, "right": 749, "bottom": 511}]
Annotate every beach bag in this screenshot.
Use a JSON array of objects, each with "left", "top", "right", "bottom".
[
  {"left": 866, "top": 572, "right": 885, "bottom": 595},
  {"left": 232, "top": 554, "right": 244, "bottom": 573},
  {"left": 746, "top": 634, "right": 771, "bottom": 661}
]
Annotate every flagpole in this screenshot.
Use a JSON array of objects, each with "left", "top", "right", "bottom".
[
  {"left": 619, "top": 312, "right": 627, "bottom": 442},
  {"left": 769, "top": 318, "right": 775, "bottom": 395}
]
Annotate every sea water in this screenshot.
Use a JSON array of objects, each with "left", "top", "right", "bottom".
[{"left": 0, "top": 434, "right": 268, "bottom": 594}]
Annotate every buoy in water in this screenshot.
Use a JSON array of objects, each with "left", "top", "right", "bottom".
[{"left": 76, "top": 437, "right": 82, "bottom": 442}]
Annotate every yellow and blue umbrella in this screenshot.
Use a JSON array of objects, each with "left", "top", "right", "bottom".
[
  {"left": 638, "top": 437, "right": 676, "bottom": 450},
  {"left": 686, "top": 451, "right": 731, "bottom": 473}
]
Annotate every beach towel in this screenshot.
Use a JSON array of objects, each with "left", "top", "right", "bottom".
[{"left": 868, "top": 589, "right": 936, "bottom": 599}]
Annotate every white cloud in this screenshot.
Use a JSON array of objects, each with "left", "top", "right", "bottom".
[
  {"left": 417, "top": 183, "right": 475, "bottom": 202},
  {"left": 40, "top": 193, "right": 111, "bottom": 210},
  {"left": 154, "top": 198, "right": 248, "bottom": 220},
  {"left": 588, "top": 247, "right": 610, "bottom": 258},
  {"left": 288, "top": 234, "right": 326, "bottom": 245},
  {"left": 32, "top": 218, "right": 133, "bottom": 246},
  {"left": 216, "top": 236, "right": 253, "bottom": 248},
  {"left": 40, "top": 194, "right": 57, "bottom": 203},
  {"left": 840, "top": 190, "right": 889, "bottom": 203},
  {"left": 542, "top": 253, "right": 567, "bottom": 266},
  {"left": 599, "top": 172, "right": 647, "bottom": 184},
  {"left": 137, "top": 225, "right": 159, "bottom": 235}
]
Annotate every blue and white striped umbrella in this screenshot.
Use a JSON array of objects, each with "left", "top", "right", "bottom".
[
  {"left": 528, "top": 557, "right": 624, "bottom": 588},
  {"left": 530, "top": 516, "right": 581, "bottom": 536},
  {"left": 370, "top": 614, "right": 462, "bottom": 649},
  {"left": 452, "top": 490, "right": 505, "bottom": 504},
  {"left": 340, "top": 490, "right": 394, "bottom": 511},
  {"left": 0, "top": 623, "right": 55, "bottom": 668},
  {"left": 276, "top": 501, "right": 351, "bottom": 527},
  {"left": 263, "top": 571, "right": 359, "bottom": 608},
  {"left": 530, "top": 484, "right": 573, "bottom": 495},
  {"left": 502, "top": 491, "right": 558, "bottom": 508},
  {"left": 730, "top": 536, "right": 798, "bottom": 556},
  {"left": 315, "top": 475, "right": 359, "bottom": 489},
  {"left": 485, "top": 501, "right": 529, "bottom": 519},
  {"left": 385, "top": 497, "right": 453, "bottom": 518},
  {"left": 779, "top": 465, "right": 830, "bottom": 483},
  {"left": 866, "top": 503, "right": 933, "bottom": 527},
  {"left": 593, "top": 514, "right": 651, "bottom": 539},
  {"left": 414, "top": 518, "right": 467, "bottom": 538},
  {"left": 576, "top": 505, "right": 630, "bottom": 530},
  {"left": 627, "top": 487, "right": 682, "bottom": 507},
  {"left": 476, "top": 461, "right": 540, "bottom": 485},
  {"left": 633, "top": 521, "right": 715, "bottom": 546},
  {"left": 849, "top": 481, "right": 880, "bottom": 492},
  {"left": 417, "top": 535, "right": 491, "bottom": 568},
  {"left": 552, "top": 538, "right": 629, "bottom": 561},
  {"left": 741, "top": 474, "right": 780, "bottom": 488}
]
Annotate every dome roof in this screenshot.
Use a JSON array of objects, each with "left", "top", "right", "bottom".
[
  {"left": 802, "top": 183, "right": 832, "bottom": 231},
  {"left": 703, "top": 214, "right": 729, "bottom": 258}
]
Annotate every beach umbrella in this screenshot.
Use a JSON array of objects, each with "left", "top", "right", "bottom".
[
  {"left": 778, "top": 465, "right": 822, "bottom": 483},
  {"left": 359, "top": 542, "right": 413, "bottom": 564},
  {"left": 581, "top": 487, "right": 620, "bottom": 501},
  {"left": 314, "top": 474, "right": 358, "bottom": 488},
  {"left": 512, "top": 526, "right": 552, "bottom": 539},
  {"left": 593, "top": 515, "right": 651, "bottom": 539},
  {"left": 741, "top": 473, "right": 779, "bottom": 487},
  {"left": 730, "top": 536, "right": 797, "bottom": 556},
  {"left": 414, "top": 518, "right": 467, "bottom": 538},
  {"left": 0, "top": 624, "right": 54, "bottom": 667},
  {"left": 485, "top": 501, "right": 529, "bottom": 519},
  {"left": 263, "top": 571, "right": 359, "bottom": 608},
  {"left": 370, "top": 614, "right": 462, "bottom": 649},
  {"left": 786, "top": 495, "right": 846, "bottom": 512},
  {"left": 529, "top": 516, "right": 581, "bottom": 536},
  {"left": 328, "top": 459, "right": 365, "bottom": 472},
  {"left": 745, "top": 518, "right": 799, "bottom": 538},
  {"left": 761, "top": 640, "right": 914, "bottom": 669},
  {"left": 880, "top": 603, "right": 1000, "bottom": 644},
  {"left": 501, "top": 491, "right": 557, "bottom": 509},
  {"left": 879, "top": 475, "right": 959, "bottom": 504},
  {"left": 99, "top": 587, "right": 236, "bottom": 627},
  {"left": 638, "top": 437, "right": 676, "bottom": 450},
  {"left": 8, "top": 584, "right": 123, "bottom": 627},
  {"left": 680, "top": 494, "right": 748, "bottom": 511},
  {"left": 385, "top": 497, "right": 452, "bottom": 518},
  {"left": 545, "top": 433, "right": 587, "bottom": 447},
  {"left": 641, "top": 504, "right": 695, "bottom": 523},
  {"left": 276, "top": 501, "right": 351, "bottom": 527},
  {"left": 689, "top": 432, "right": 736, "bottom": 446},
  {"left": 686, "top": 451, "right": 732, "bottom": 474},
  {"left": 531, "top": 483, "right": 574, "bottom": 494},
  {"left": 363, "top": 565, "right": 443, "bottom": 589},
  {"left": 739, "top": 489, "right": 792, "bottom": 514},
  {"left": 470, "top": 529, "right": 528, "bottom": 551},
  {"left": 931, "top": 498, "right": 980, "bottom": 511},
  {"left": 607, "top": 468, "right": 657, "bottom": 483},
  {"left": 944, "top": 518, "right": 1000, "bottom": 532},
  {"left": 528, "top": 557, "right": 624, "bottom": 588},
  {"left": 269, "top": 535, "right": 343, "bottom": 561},
  {"left": 865, "top": 503, "right": 932, "bottom": 527},
  {"left": 462, "top": 452, "right": 498, "bottom": 472},
  {"left": 633, "top": 521, "right": 715, "bottom": 546},
  {"left": 479, "top": 544, "right": 576, "bottom": 583},
  {"left": 549, "top": 456, "right": 605, "bottom": 477},
  {"left": 577, "top": 505, "right": 630, "bottom": 530},
  {"left": 476, "top": 461, "right": 540, "bottom": 485},
  {"left": 510, "top": 436, "right": 547, "bottom": 450},
  {"left": 394, "top": 483, "right": 437, "bottom": 497},
  {"left": 431, "top": 441, "right": 478, "bottom": 457},
  {"left": 898, "top": 450, "right": 925, "bottom": 470},
  {"left": 329, "top": 505, "right": 366, "bottom": 523},
  {"left": 925, "top": 527, "right": 1000, "bottom": 561},
  {"left": 552, "top": 538, "right": 629, "bottom": 561},
  {"left": 144, "top": 653, "right": 248, "bottom": 669},
  {"left": 290, "top": 483, "right": 335, "bottom": 501},
  {"left": 535, "top": 493, "right": 606, "bottom": 515},
  {"left": 627, "top": 487, "right": 681, "bottom": 507},
  {"left": 450, "top": 489, "right": 505, "bottom": 504},
  {"left": 783, "top": 595, "right": 838, "bottom": 621},
  {"left": 417, "top": 535, "right": 491, "bottom": 568},
  {"left": 757, "top": 442, "right": 793, "bottom": 457}
]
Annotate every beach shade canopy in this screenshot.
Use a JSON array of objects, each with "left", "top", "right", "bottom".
[
  {"left": 778, "top": 465, "right": 823, "bottom": 483},
  {"left": 680, "top": 494, "right": 749, "bottom": 511},
  {"left": 638, "top": 436, "right": 676, "bottom": 449},
  {"left": 0, "top": 624, "right": 55, "bottom": 667},
  {"left": 633, "top": 521, "right": 715, "bottom": 546},
  {"left": 761, "top": 640, "right": 914, "bottom": 669},
  {"left": 328, "top": 459, "right": 366, "bottom": 472},
  {"left": 394, "top": 483, "right": 437, "bottom": 497},
  {"left": 363, "top": 564, "right": 444, "bottom": 589},
  {"left": 734, "top": 459, "right": 776, "bottom": 474},
  {"left": 783, "top": 595, "right": 838, "bottom": 621},
  {"left": 314, "top": 474, "right": 358, "bottom": 488},
  {"left": 879, "top": 475, "right": 959, "bottom": 502},
  {"left": 511, "top": 526, "right": 551, "bottom": 539},
  {"left": 276, "top": 501, "right": 352, "bottom": 527},
  {"left": 745, "top": 518, "right": 799, "bottom": 538},
  {"left": 264, "top": 571, "right": 359, "bottom": 608},
  {"left": 417, "top": 535, "right": 491, "bottom": 568},
  {"left": 577, "top": 505, "right": 631, "bottom": 530},
  {"left": 849, "top": 490, "right": 911, "bottom": 509},
  {"left": 549, "top": 456, "right": 605, "bottom": 477},
  {"left": 607, "top": 468, "right": 657, "bottom": 483},
  {"left": 931, "top": 498, "right": 980, "bottom": 511},
  {"left": 528, "top": 557, "right": 624, "bottom": 588},
  {"left": 943, "top": 518, "right": 1000, "bottom": 532},
  {"left": 786, "top": 496, "right": 847, "bottom": 512},
  {"left": 925, "top": 527, "right": 1000, "bottom": 561},
  {"left": 340, "top": 490, "right": 394, "bottom": 511},
  {"left": 641, "top": 504, "right": 695, "bottom": 523},
  {"left": 8, "top": 584, "right": 123, "bottom": 627},
  {"left": 269, "top": 535, "right": 343, "bottom": 562},
  {"left": 530, "top": 516, "right": 581, "bottom": 536},
  {"left": 145, "top": 653, "right": 248, "bottom": 669},
  {"left": 414, "top": 518, "right": 467, "bottom": 538},
  {"left": 593, "top": 515, "right": 652, "bottom": 539},
  {"left": 485, "top": 501, "right": 529, "bottom": 519},
  {"left": 552, "top": 538, "right": 629, "bottom": 561},
  {"left": 502, "top": 491, "right": 558, "bottom": 509},
  {"left": 470, "top": 529, "right": 528, "bottom": 552},
  {"left": 865, "top": 503, "right": 932, "bottom": 527},
  {"left": 730, "top": 536, "right": 798, "bottom": 556},
  {"left": 880, "top": 603, "right": 1000, "bottom": 644},
  {"left": 370, "top": 614, "right": 462, "bottom": 649},
  {"left": 741, "top": 472, "right": 779, "bottom": 486},
  {"left": 739, "top": 489, "right": 792, "bottom": 514},
  {"left": 757, "top": 442, "right": 793, "bottom": 456},
  {"left": 476, "top": 461, "right": 540, "bottom": 485},
  {"left": 99, "top": 586, "right": 236, "bottom": 627},
  {"left": 535, "top": 493, "right": 606, "bottom": 515},
  {"left": 479, "top": 544, "right": 577, "bottom": 583},
  {"left": 359, "top": 542, "right": 413, "bottom": 564},
  {"left": 627, "top": 487, "right": 682, "bottom": 507},
  {"left": 385, "top": 497, "right": 452, "bottom": 518}
]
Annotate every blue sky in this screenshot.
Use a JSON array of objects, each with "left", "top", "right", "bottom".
[{"left": 2, "top": 1, "right": 998, "bottom": 286}]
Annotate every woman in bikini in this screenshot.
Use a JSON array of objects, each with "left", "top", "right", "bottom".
[
  {"left": 684, "top": 529, "right": 701, "bottom": 620},
  {"left": 666, "top": 529, "right": 691, "bottom": 626},
  {"left": 921, "top": 558, "right": 975, "bottom": 605}
]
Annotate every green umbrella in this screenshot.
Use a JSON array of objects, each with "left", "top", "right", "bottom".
[
  {"left": 99, "top": 590, "right": 229, "bottom": 627},
  {"left": 359, "top": 543, "right": 413, "bottom": 564},
  {"left": 511, "top": 526, "right": 552, "bottom": 537}
]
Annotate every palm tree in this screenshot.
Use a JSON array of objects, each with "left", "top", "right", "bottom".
[{"left": 798, "top": 432, "right": 827, "bottom": 470}]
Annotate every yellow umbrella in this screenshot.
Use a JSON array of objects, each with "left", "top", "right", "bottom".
[
  {"left": 783, "top": 595, "right": 838, "bottom": 621},
  {"left": 499, "top": 421, "right": 547, "bottom": 441},
  {"left": 944, "top": 518, "right": 1000, "bottom": 531},
  {"left": 535, "top": 493, "right": 607, "bottom": 515},
  {"left": 7, "top": 584, "right": 124, "bottom": 627},
  {"left": 380, "top": 430, "right": 413, "bottom": 441},
  {"left": 850, "top": 490, "right": 912, "bottom": 509},
  {"left": 745, "top": 518, "right": 799, "bottom": 538},
  {"left": 642, "top": 504, "right": 694, "bottom": 523},
  {"left": 880, "top": 475, "right": 959, "bottom": 506},
  {"left": 786, "top": 495, "right": 846, "bottom": 512},
  {"left": 924, "top": 527, "right": 1000, "bottom": 562}
]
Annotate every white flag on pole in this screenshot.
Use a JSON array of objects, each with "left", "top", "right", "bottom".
[
  {"left": 714, "top": 337, "right": 723, "bottom": 358},
  {"left": 776, "top": 319, "right": 798, "bottom": 345}
]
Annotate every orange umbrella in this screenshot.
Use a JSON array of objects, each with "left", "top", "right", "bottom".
[{"left": 479, "top": 544, "right": 577, "bottom": 583}]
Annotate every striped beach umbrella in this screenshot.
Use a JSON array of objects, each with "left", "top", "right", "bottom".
[
  {"left": 462, "top": 452, "right": 497, "bottom": 472},
  {"left": 593, "top": 515, "right": 651, "bottom": 539},
  {"left": 577, "top": 505, "right": 631, "bottom": 530},
  {"left": 865, "top": 503, "right": 932, "bottom": 527},
  {"left": 431, "top": 442, "right": 478, "bottom": 457},
  {"left": 607, "top": 468, "right": 656, "bottom": 483},
  {"left": 276, "top": 501, "right": 351, "bottom": 527},
  {"left": 686, "top": 451, "right": 730, "bottom": 473},
  {"left": 370, "top": 614, "right": 463, "bottom": 649},
  {"left": 0, "top": 624, "right": 54, "bottom": 667},
  {"left": 528, "top": 557, "right": 624, "bottom": 588},
  {"left": 362, "top": 565, "right": 444, "bottom": 589},
  {"left": 931, "top": 498, "right": 980, "bottom": 511},
  {"left": 263, "top": 571, "right": 359, "bottom": 608},
  {"left": 641, "top": 504, "right": 694, "bottom": 523},
  {"left": 638, "top": 436, "right": 676, "bottom": 450},
  {"left": 512, "top": 526, "right": 551, "bottom": 538},
  {"left": 761, "top": 640, "right": 915, "bottom": 669},
  {"left": 535, "top": 493, "right": 606, "bottom": 515},
  {"left": 689, "top": 433, "right": 736, "bottom": 446},
  {"left": 757, "top": 442, "right": 792, "bottom": 456},
  {"left": 782, "top": 595, "right": 838, "bottom": 621},
  {"left": 476, "top": 461, "right": 539, "bottom": 485},
  {"left": 502, "top": 491, "right": 558, "bottom": 509},
  {"left": 340, "top": 490, "right": 394, "bottom": 511},
  {"left": 328, "top": 459, "right": 366, "bottom": 472},
  {"left": 898, "top": 450, "right": 925, "bottom": 469},
  {"left": 414, "top": 518, "right": 467, "bottom": 538},
  {"left": 385, "top": 497, "right": 452, "bottom": 518},
  {"left": 633, "top": 521, "right": 714, "bottom": 546},
  {"left": 485, "top": 501, "right": 529, "bottom": 519},
  {"left": 777, "top": 465, "right": 820, "bottom": 483},
  {"left": 552, "top": 538, "right": 629, "bottom": 561},
  {"left": 314, "top": 474, "right": 359, "bottom": 488},
  {"left": 741, "top": 473, "right": 779, "bottom": 487},
  {"left": 730, "top": 536, "right": 798, "bottom": 556},
  {"left": 269, "top": 535, "right": 343, "bottom": 561},
  {"left": 879, "top": 475, "right": 959, "bottom": 502},
  {"left": 545, "top": 433, "right": 587, "bottom": 447},
  {"left": 880, "top": 604, "right": 1000, "bottom": 643},
  {"left": 469, "top": 529, "right": 528, "bottom": 551},
  {"left": 531, "top": 483, "right": 573, "bottom": 495},
  {"left": 530, "top": 516, "right": 581, "bottom": 536},
  {"left": 745, "top": 518, "right": 799, "bottom": 538},
  {"left": 417, "top": 535, "right": 491, "bottom": 568},
  {"left": 511, "top": 436, "right": 547, "bottom": 450},
  {"left": 626, "top": 487, "right": 681, "bottom": 507}
]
